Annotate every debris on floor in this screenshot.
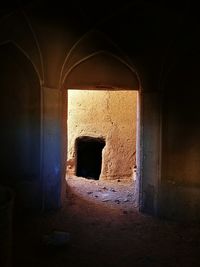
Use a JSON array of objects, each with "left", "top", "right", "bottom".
[{"left": 66, "top": 175, "right": 136, "bottom": 209}]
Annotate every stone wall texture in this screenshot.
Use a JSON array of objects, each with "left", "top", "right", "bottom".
[{"left": 67, "top": 90, "right": 137, "bottom": 180}]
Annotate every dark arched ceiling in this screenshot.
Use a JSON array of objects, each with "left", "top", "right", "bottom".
[{"left": 0, "top": 0, "right": 199, "bottom": 90}]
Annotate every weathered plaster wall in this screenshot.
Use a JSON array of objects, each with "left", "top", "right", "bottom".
[{"left": 67, "top": 90, "right": 137, "bottom": 180}]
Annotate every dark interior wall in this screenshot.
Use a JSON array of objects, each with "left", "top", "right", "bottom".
[
  {"left": 0, "top": 43, "right": 41, "bottom": 209},
  {"left": 161, "top": 42, "right": 200, "bottom": 220}
]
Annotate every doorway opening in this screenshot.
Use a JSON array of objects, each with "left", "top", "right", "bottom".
[
  {"left": 76, "top": 136, "right": 105, "bottom": 180},
  {"left": 66, "top": 89, "right": 138, "bottom": 208}
]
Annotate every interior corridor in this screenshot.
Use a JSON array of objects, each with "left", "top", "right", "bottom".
[{"left": 1, "top": 2, "right": 200, "bottom": 267}]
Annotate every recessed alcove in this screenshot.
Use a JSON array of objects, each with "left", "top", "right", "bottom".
[{"left": 75, "top": 136, "right": 105, "bottom": 180}]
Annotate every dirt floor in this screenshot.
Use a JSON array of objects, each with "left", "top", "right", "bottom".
[{"left": 13, "top": 176, "right": 200, "bottom": 267}]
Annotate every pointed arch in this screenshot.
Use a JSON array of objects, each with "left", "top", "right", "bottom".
[
  {"left": 59, "top": 30, "right": 136, "bottom": 88},
  {"left": 61, "top": 50, "right": 140, "bottom": 90}
]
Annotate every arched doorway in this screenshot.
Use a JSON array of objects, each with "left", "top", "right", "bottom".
[
  {"left": 60, "top": 49, "right": 140, "bottom": 197},
  {"left": 59, "top": 48, "right": 162, "bottom": 215}
]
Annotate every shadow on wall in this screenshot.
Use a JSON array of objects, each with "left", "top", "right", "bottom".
[{"left": 0, "top": 43, "right": 41, "bottom": 211}]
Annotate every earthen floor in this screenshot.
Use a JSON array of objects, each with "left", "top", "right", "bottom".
[{"left": 13, "top": 176, "right": 200, "bottom": 267}]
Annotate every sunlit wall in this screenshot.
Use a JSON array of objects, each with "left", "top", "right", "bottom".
[{"left": 67, "top": 90, "right": 137, "bottom": 180}]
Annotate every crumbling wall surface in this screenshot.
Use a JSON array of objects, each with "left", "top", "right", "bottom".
[{"left": 67, "top": 90, "right": 137, "bottom": 180}]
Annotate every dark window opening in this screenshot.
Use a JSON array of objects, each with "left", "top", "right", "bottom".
[{"left": 76, "top": 136, "right": 105, "bottom": 180}]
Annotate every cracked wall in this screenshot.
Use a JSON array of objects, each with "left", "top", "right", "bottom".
[{"left": 67, "top": 90, "right": 137, "bottom": 180}]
